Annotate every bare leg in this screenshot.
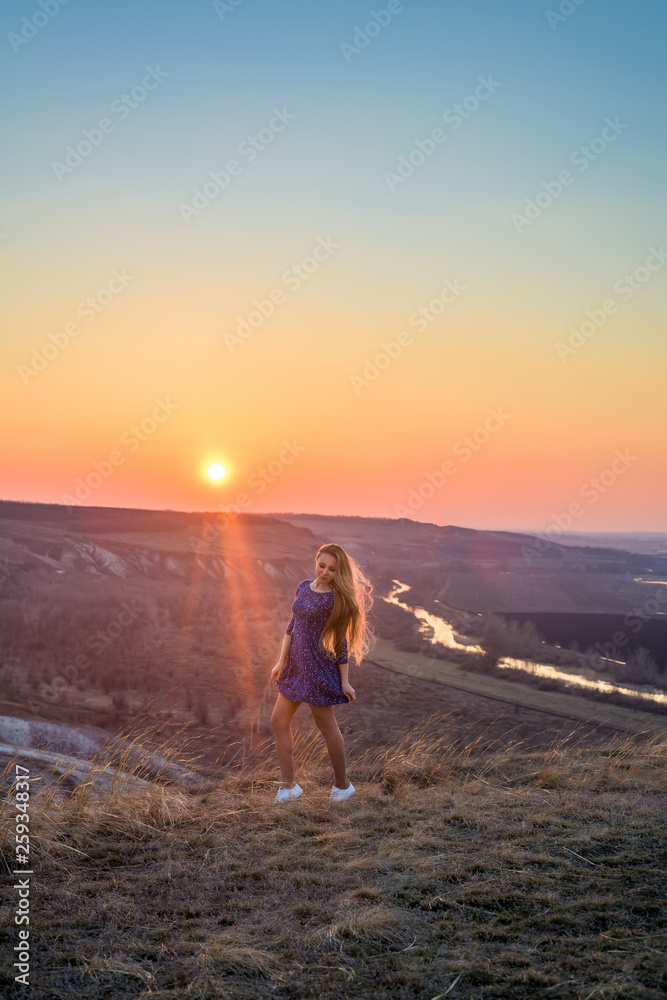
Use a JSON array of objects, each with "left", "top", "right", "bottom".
[
  {"left": 270, "top": 692, "right": 302, "bottom": 786},
  {"left": 309, "top": 704, "right": 349, "bottom": 789}
]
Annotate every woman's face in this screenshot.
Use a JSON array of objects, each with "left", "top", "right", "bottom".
[{"left": 315, "top": 553, "right": 337, "bottom": 585}]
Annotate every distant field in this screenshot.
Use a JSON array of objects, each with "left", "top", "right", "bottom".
[
  {"left": 540, "top": 531, "right": 667, "bottom": 557},
  {"left": 366, "top": 637, "right": 667, "bottom": 737}
]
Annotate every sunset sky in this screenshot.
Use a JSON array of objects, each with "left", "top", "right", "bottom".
[{"left": 3, "top": 0, "right": 666, "bottom": 532}]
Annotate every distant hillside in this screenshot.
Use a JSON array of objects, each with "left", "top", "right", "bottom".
[
  {"left": 280, "top": 513, "right": 667, "bottom": 613},
  {"left": 3, "top": 501, "right": 664, "bottom": 613},
  {"left": 0, "top": 501, "right": 327, "bottom": 749},
  {"left": 0, "top": 500, "right": 319, "bottom": 583},
  {"left": 1, "top": 500, "right": 666, "bottom": 768}
]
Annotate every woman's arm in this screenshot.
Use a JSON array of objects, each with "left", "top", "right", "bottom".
[
  {"left": 272, "top": 586, "right": 298, "bottom": 680},
  {"left": 278, "top": 633, "right": 291, "bottom": 666},
  {"left": 338, "top": 655, "right": 355, "bottom": 702},
  {"left": 271, "top": 633, "right": 291, "bottom": 682}
]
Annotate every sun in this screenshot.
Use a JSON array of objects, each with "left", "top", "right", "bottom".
[{"left": 208, "top": 464, "right": 225, "bottom": 481}]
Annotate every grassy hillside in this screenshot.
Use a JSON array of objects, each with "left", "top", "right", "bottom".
[
  {"left": 366, "top": 637, "right": 667, "bottom": 736},
  {"left": 1, "top": 720, "right": 665, "bottom": 999}
]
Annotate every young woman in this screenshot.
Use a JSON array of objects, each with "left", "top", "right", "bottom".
[{"left": 270, "top": 542, "right": 373, "bottom": 804}]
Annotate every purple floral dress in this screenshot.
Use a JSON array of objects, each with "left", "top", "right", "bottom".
[{"left": 276, "top": 579, "right": 349, "bottom": 705}]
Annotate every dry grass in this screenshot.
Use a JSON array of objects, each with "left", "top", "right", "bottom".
[{"left": 1, "top": 716, "right": 666, "bottom": 999}]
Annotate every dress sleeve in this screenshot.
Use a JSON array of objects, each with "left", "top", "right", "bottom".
[
  {"left": 284, "top": 581, "right": 302, "bottom": 636},
  {"left": 335, "top": 636, "right": 348, "bottom": 665}
]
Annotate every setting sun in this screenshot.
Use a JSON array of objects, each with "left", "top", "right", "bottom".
[{"left": 208, "top": 464, "right": 225, "bottom": 481}]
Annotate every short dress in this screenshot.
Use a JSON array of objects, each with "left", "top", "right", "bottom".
[{"left": 275, "top": 579, "right": 349, "bottom": 706}]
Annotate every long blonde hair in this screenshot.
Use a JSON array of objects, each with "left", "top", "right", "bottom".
[{"left": 316, "top": 543, "right": 374, "bottom": 665}]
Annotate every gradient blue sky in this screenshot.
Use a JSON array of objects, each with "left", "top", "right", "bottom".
[{"left": 2, "top": 0, "right": 666, "bottom": 530}]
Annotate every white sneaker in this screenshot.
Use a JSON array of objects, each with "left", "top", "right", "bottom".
[
  {"left": 330, "top": 781, "right": 355, "bottom": 802},
  {"left": 274, "top": 782, "right": 303, "bottom": 804}
]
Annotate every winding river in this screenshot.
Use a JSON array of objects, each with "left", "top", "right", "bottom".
[{"left": 383, "top": 581, "right": 667, "bottom": 706}]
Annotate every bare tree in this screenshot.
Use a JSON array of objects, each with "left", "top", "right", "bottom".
[{"left": 613, "top": 646, "right": 658, "bottom": 686}]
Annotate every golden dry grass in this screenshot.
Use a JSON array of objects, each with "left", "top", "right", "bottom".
[{"left": 1, "top": 716, "right": 666, "bottom": 999}]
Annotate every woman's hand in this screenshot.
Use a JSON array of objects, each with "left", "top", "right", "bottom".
[
  {"left": 341, "top": 681, "right": 356, "bottom": 703},
  {"left": 270, "top": 662, "right": 284, "bottom": 682}
]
